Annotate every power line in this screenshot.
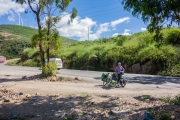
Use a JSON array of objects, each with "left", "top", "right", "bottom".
[{"left": 88, "top": 27, "right": 89, "bottom": 41}]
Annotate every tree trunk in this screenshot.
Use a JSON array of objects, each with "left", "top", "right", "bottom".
[
  {"left": 47, "top": 15, "right": 51, "bottom": 63},
  {"left": 36, "top": 10, "right": 45, "bottom": 74}
]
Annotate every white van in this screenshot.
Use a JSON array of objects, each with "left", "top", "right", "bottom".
[{"left": 45, "top": 58, "right": 63, "bottom": 70}]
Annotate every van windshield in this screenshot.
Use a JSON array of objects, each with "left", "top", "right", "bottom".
[{"left": 56, "top": 60, "right": 62, "bottom": 63}]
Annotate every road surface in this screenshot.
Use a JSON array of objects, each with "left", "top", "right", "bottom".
[
  {"left": 0, "top": 63, "right": 180, "bottom": 97},
  {"left": 0, "top": 63, "right": 180, "bottom": 85}
]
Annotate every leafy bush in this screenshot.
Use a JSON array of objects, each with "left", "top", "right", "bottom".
[
  {"left": 160, "top": 64, "right": 180, "bottom": 77},
  {"left": 114, "top": 35, "right": 128, "bottom": 46},
  {"left": 22, "top": 59, "right": 37, "bottom": 67},
  {"left": 0, "top": 40, "right": 30, "bottom": 59},
  {"left": 163, "top": 28, "right": 180, "bottom": 45},
  {"left": 23, "top": 48, "right": 38, "bottom": 59},
  {"left": 42, "top": 61, "right": 57, "bottom": 77},
  {"left": 5, "top": 58, "right": 21, "bottom": 66}
]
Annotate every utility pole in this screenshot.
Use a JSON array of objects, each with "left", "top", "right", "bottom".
[
  {"left": 21, "top": 16, "right": 23, "bottom": 26},
  {"left": 88, "top": 27, "right": 89, "bottom": 41},
  {"left": 17, "top": 13, "right": 20, "bottom": 26}
]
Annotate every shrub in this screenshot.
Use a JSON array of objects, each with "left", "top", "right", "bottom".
[
  {"left": 115, "top": 35, "right": 127, "bottom": 46},
  {"left": 163, "top": 28, "right": 180, "bottom": 45},
  {"left": 22, "top": 59, "right": 37, "bottom": 67},
  {"left": 42, "top": 61, "right": 57, "bottom": 77}
]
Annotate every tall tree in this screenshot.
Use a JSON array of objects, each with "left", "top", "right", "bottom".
[
  {"left": 122, "top": 0, "right": 180, "bottom": 43},
  {"left": 16, "top": 0, "right": 77, "bottom": 76}
]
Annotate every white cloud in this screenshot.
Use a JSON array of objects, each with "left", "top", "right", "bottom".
[
  {"left": 122, "top": 29, "right": 131, "bottom": 36},
  {"left": 56, "top": 13, "right": 130, "bottom": 41},
  {"left": 56, "top": 14, "right": 97, "bottom": 40},
  {"left": 96, "top": 23, "right": 110, "bottom": 36},
  {"left": 141, "top": 27, "right": 147, "bottom": 31},
  {"left": 113, "top": 29, "right": 131, "bottom": 37},
  {"left": 111, "top": 17, "right": 130, "bottom": 28},
  {"left": 8, "top": 10, "right": 16, "bottom": 21},
  {"left": 0, "top": 0, "right": 28, "bottom": 22},
  {"left": 112, "top": 33, "right": 119, "bottom": 37}
]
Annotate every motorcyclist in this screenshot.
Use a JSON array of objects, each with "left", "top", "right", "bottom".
[{"left": 115, "top": 62, "right": 125, "bottom": 86}]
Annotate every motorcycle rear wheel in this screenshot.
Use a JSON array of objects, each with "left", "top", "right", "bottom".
[
  {"left": 103, "top": 81, "right": 108, "bottom": 86},
  {"left": 103, "top": 78, "right": 109, "bottom": 86},
  {"left": 120, "top": 78, "right": 126, "bottom": 87}
]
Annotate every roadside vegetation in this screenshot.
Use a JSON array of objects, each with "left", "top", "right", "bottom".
[
  {"left": 60, "top": 28, "right": 180, "bottom": 76},
  {"left": 5, "top": 27, "right": 180, "bottom": 77}
]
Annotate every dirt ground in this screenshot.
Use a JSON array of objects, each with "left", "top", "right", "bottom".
[{"left": 0, "top": 74, "right": 180, "bottom": 120}]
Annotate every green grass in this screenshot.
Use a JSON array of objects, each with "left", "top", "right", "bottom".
[
  {"left": 81, "top": 92, "right": 91, "bottom": 98},
  {"left": 0, "top": 24, "right": 37, "bottom": 41},
  {"left": 0, "top": 24, "right": 77, "bottom": 43}
]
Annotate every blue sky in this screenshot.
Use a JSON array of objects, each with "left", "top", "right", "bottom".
[{"left": 0, "top": 0, "right": 147, "bottom": 40}]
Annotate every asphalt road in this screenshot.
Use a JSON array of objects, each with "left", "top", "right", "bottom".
[{"left": 0, "top": 63, "right": 180, "bottom": 85}]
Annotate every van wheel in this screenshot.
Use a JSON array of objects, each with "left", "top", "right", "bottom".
[{"left": 57, "top": 68, "right": 60, "bottom": 70}]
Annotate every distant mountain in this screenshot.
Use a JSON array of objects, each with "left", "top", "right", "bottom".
[{"left": 0, "top": 24, "right": 77, "bottom": 43}]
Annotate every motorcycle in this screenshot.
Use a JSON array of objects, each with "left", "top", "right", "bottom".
[
  {"left": 101, "top": 73, "right": 116, "bottom": 87},
  {"left": 101, "top": 72, "right": 127, "bottom": 88},
  {"left": 114, "top": 71, "right": 127, "bottom": 87}
]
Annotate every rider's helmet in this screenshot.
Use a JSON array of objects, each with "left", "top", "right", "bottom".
[{"left": 118, "top": 62, "right": 121, "bottom": 65}]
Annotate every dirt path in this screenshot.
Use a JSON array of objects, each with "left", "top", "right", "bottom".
[
  {"left": 1, "top": 75, "right": 179, "bottom": 99},
  {"left": 0, "top": 75, "right": 180, "bottom": 120}
]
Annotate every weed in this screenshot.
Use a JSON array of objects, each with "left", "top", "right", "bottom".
[
  {"left": 81, "top": 92, "right": 91, "bottom": 98},
  {"left": 82, "top": 111, "right": 87, "bottom": 115},
  {"left": 161, "top": 94, "right": 180, "bottom": 105},
  {"left": 141, "top": 95, "right": 151, "bottom": 99},
  {"left": 160, "top": 112, "right": 171, "bottom": 120},
  {"left": 147, "top": 108, "right": 156, "bottom": 117},
  {"left": 57, "top": 76, "right": 65, "bottom": 81},
  {"left": 160, "top": 96, "right": 171, "bottom": 103},
  {"left": 65, "top": 94, "right": 75, "bottom": 98},
  {"left": 63, "top": 114, "right": 75, "bottom": 120},
  {"left": 172, "top": 94, "right": 180, "bottom": 105}
]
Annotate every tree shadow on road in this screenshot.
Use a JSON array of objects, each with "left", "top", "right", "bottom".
[
  {"left": 124, "top": 75, "right": 180, "bottom": 85},
  {"left": 0, "top": 74, "right": 42, "bottom": 83},
  {"left": 94, "top": 84, "right": 125, "bottom": 91},
  {"left": 94, "top": 74, "right": 180, "bottom": 85}
]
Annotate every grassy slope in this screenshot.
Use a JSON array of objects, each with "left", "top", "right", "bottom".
[
  {"left": 59, "top": 29, "right": 180, "bottom": 76},
  {"left": 0, "top": 24, "right": 77, "bottom": 43}
]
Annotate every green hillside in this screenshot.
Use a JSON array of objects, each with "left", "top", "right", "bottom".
[
  {"left": 0, "top": 24, "right": 77, "bottom": 43},
  {"left": 0, "top": 24, "right": 77, "bottom": 59}
]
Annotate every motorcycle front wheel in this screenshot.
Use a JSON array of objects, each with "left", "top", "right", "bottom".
[{"left": 109, "top": 80, "right": 116, "bottom": 87}]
